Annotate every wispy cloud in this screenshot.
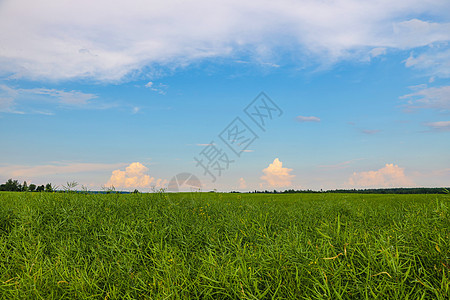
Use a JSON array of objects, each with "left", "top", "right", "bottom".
[
  {"left": 318, "top": 158, "right": 364, "bottom": 170},
  {"left": 28, "top": 88, "right": 97, "bottom": 105},
  {"left": 0, "top": 84, "right": 21, "bottom": 113},
  {"left": 362, "top": 129, "right": 381, "bottom": 135},
  {"left": 261, "top": 158, "right": 294, "bottom": 187},
  {"left": 33, "top": 110, "right": 55, "bottom": 116},
  {"left": 369, "top": 47, "right": 386, "bottom": 58},
  {"left": 401, "top": 85, "right": 450, "bottom": 111},
  {"left": 296, "top": 116, "right": 321, "bottom": 123},
  {"left": 424, "top": 121, "right": 450, "bottom": 132},
  {"left": 0, "top": 84, "right": 98, "bottom": 114},
  {"left": 405, "top": 47, "right": 450, "bottom": 78},
  {"left": 145, "top": 82, "right": 168, "bottom": 95}
]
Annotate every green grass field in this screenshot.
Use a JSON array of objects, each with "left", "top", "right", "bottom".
[{"left": 0, "top": 192, "right": 448, "bottom": 299}]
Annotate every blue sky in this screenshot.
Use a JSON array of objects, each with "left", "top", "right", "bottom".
[{"left": 1, "top": 0, "right": 449, "bottom": 191}]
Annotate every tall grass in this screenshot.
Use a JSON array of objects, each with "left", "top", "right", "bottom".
[{"left": 0, "top": 192, "right": 448, "bottom": 299}]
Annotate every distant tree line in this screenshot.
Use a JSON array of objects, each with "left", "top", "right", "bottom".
[
  {"left": 1, "top": 178, "right": 448, "bottom": 194},
  {"left": 0, "top": 179, "right": 54, "bottom": 192},
  {"left": 247, "top": 187, "right": 450, "bottom": 194},
  {"left": 322, "top": 187, "right": 449, "bottom": 194}
]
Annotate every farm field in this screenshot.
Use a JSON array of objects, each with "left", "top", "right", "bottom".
[{"left": 0, "top": 191, "right": 449, "bottom": 299}]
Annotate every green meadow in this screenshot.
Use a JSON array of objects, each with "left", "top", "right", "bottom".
[{"left": 0, "top": 192, "right": 448, "bottom": 299}]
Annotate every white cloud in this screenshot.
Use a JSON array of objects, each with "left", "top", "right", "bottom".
[
  {"left": 348, "top": 163, "right": 413, "bottom": 187},
  {"left": 239, "top": 177, "right": 247, "bottom": 189},
  {"left": 261, "top": 158, "right": 294, "bottom": 187},
  {"left": 0, "top": 0, "right": 449, "bottom": 81},
  {"left": 424, "top": 121, "right": 450, "bottom": 132},
  {"left": 296, "top": 116, "right": 321, "bottom": 123},
  {"left": 401, "top": 85, "right": 450, "bottom": 111},
  {"left": 106, "top": 162, "right": 166, "bottom": 189},
  {"left": 392, "top": 19, "right": 450, "bottom": 49}
]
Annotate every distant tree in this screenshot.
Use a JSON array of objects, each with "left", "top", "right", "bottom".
[
  {"left": 78, "top": 185, "right": 89, "bottom": 194},
  {"left": 22, "top": 181, "right": 28, "bottom": 192},
  {"left": 101, "top": 185, "right": 116, "bottom": 194},
  {"left": 1, "top": 179, "right": 22, "bottom": 192},
  {"left": 45, "top": 183, "right": 53, "bottom": 192},
  {"left": 28, "top": 184, "right": 36, "bottom": 192},
  {"left": 63, "top": 181, "right": 78, "bottom": 193},
  {"left": 36, "top": 185, "right": 45, "bottom": 192},
  {"left": 132, "top": 189, "right": 139, "bottom": 194}
]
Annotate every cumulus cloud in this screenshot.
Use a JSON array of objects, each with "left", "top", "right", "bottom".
[
  {"left": 348, "top": 163, "right": 413, "bottom": 187},
  {"left": 239, "top": 177, "right": 247, "bottom": 189},
  {"left": 0, "top": 0, "right": 449, "bottom": 81},
  {"left": 296, "top": 116, "right": 321, "bottom": 123},
  {"left": 401, "top": 85, "right": 450, "bottom": 111},
  {"left": 424, "top": 121, "right": 450, "bottom": 132},
  {"left": 107, "top": 162, "right": 167, "bottom": 189},
  {"left": 154, "top": 178, "right": 169, "bottom": 188},
  {"left": 261, "top": 158, "right": 294, "bottom": 187}
]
